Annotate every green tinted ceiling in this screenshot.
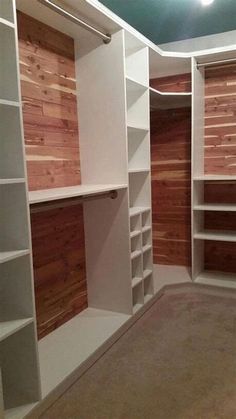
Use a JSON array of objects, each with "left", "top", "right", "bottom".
[{"left": 99, "top": 0, "right": 236, "bottom": 44}]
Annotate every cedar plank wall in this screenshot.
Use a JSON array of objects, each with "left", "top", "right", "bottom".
[
  {"left": 17, "top": 12, "right": 88, "bottom": 339},
  {"left": 150, "top": 74, "right": 192, "bottom": 266},
  {"left": 204, "top": 65, "right": 236, "bottom": 274}
]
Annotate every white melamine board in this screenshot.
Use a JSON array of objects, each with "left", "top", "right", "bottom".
[
  {"left": 129, "top": 172, "right": 151, "bottom": 208},
  {"left": 131, "top": 250, "right": 142, "bottom": 260},
  {"left": 129, "top": 207, "right": 150, "bottom": 217},
  {"left": 0, "top": 319, "right": 33, "bottom": 343},
  {"left": 128, "top": 128, "right": 150, "bottom": 171},
  {"left": 76, "top": 30, "right": 128, "bottom": 185},
  {"left": 39, "top": 308, "right": 130, "bottom": 397},
  {"left": 5, "top": 402, "right": 38, "bottom": 419},
  {"left": 149, "top": 47, "right": 191, "bottom": 78},
  {"left": 0, "top": 23, "right": 18, "bottom": 102},
  {"left": 194, "top": 230, "right": 236, "bottom": 242},
  {"left": 125, "top": 43, "right": 149, "bottom": 87},
  {"left": 194, "top": 204, "right": 236, "bottom": 211},
  {"left": 0, "top": 324, "right": 40, "bottom": 410},
  {"left": 132, "top": 282, "right": 144, "bottom": 312},
  {"left": 192, "top": 57, "right": 205, "bottom": 177},
  {"left": 150, "top": 88, "right": 191, "bottom": 110},
  {"left": 84, "top": 189, "right": 132, "bottom": 314},
  {"left": 153, "top": 264, "right": 192, "bottom": 292},
  {"left": 143, "top": 269, "right": 152, "bottom": 279},
  {"left": 0, "top": 256, "right": 34, "bottom": 321},
  {"left": 0, "top": 0, "right": 14, "bottom": 24},
  {"left": 0, "top": 105, "right": 25, "bottom": 179},
  {"left": 143, "top": 274, "right": 154, "bottom": 298},
  {"left": 29, "top": 184, "right": 127, "bottom": 204},
  {"left": 0, "top": 184, "right": 29, "bottom": 251},
  {"left": 194, "top": 175, "right": 236, "bottom": 181},
  {"left": 126, "top": 85, "right": 149, "bottom": 129},
  {"left": 195, "top": 271, "right": 236, "bottom": 289},
  {"left": 0, "top": 250, "right": 29, "bottom": 264},
  {"left": 0, "top": 179, "right": 24, "bottom": 185}
]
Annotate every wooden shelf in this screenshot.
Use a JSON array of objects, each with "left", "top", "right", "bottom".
[
  {"left": 129, "top": 207, "right": 150, "bottom": 217},
  {"left": 150, "top": 87, "right": 191, "bottom": 110},
  {"left": 195, "top": 271, "right": 236, "bottom": 289},
  {"left": 0, "top": 178, "right": 25, "bottom": 185},
  {"left": 29, "top": 184, "right": 127, "bottom": 205},
  {"left": 130, "top": 230, "right": 141, "bottom": 239},
  {"left": 0, "top": 318, "right": 33, "bottom": 343},
  {"left": 131, "top": 250, "right": 142, "bottom": 260},
  {"left": 194, "top": 204, "right": 236, "bottom": 212},
  {"left": 143, "top": 269, "right": 152, "bottom": 279},
  {"left": 0, "top": 99, "right": 19, "bottom": 107},
  {"left": 194, "top": 230, "right": 236, "bottom": 242},
  {"left": 132, "top": 277, "right": 143, "bottom": 288},
  {"left": 194, "top": 175, "right": 236, "bottom": 181},
  {"left": 0, "top": 249, "right": 30, "bottom": 264}
]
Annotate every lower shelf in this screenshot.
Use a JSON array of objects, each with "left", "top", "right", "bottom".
[
  {"left": 0, "top": 318, "right": 33, "bottom": 342},
  {"left": 195, "top": 271, "right": 236, "bottom": 289},
  {"left": 0, "top": 249, "right": 29, "bottom": 264}
]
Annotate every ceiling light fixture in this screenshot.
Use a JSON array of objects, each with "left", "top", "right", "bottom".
[{"left": 201, "top": 0, "right": 215, "bottom": 5}]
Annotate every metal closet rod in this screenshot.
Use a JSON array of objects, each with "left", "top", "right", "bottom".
[
  {"left": 38, "top": 0, "right": 112, "bottom": 44},
  {"left": 30, "top": 190, "right": 118, "bottom": 213},
  {"left": 197, "top": 56, "right": 236, "bottom": 69}
]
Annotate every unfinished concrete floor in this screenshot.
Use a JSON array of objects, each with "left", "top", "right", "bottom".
[{"left": 40, "top": 287, "right": 236, "bottom": 419}]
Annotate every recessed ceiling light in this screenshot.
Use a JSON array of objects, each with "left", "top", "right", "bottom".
[{"left": 201, "top": 0, "right": 215, "bottom": 5}]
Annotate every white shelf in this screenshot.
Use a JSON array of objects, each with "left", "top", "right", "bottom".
[
  {"left": 5, "top": 403, "right": 39, "bottom": 419},
  {"left": 194, "top": 175, "right": 236, "bottom": 181},
  {"left": 131, "top": 250, "right": 142, "bottom": 260},
  {"left": 39, "top": 308, "right": 130, "bottom": 397},
  {"left": 144, "top": 294, "right": 153, "bottom": 304},
  {"left": 0, "top": 99, "right": 19, "bottom": 107},
  {"left": 130, "top": 230, "right": 141, "bottom": 239},
  {"left": 126, "top": 76, "right": 148, "bottom": 92},
  {"left": 0, "top": 17, "right": 14, "bottom": 28},
  {"left": 29, "top": 184, "right": 127, "bottom": 204},
  {"left": 195, "top": 271, "right": 236, "bottom": 289},
  {"left": 194, "top": 204, "right": 236, "bottom": 212},
  {"left": 142, "top": 226, "right": 151, "bottom": 233},
  {"left": 128, "top": 169, "right": 149, "bottom": 174},
  {"left": 132, "top": 303, "right": 143, "bottom": 313},
  {"left": 194, "top": 230, "right": 236, "bottom": 242},
  {"left": 127, "top": 124, "right": 149, "bottom": 133},
  {"left": 0, "top": 249, "right": 29, "bottom": 264},
  {"left": 0, "top": 178, "right": 25, "bottom": 185},
  {"left": 150, "top": 87, "right": 191, "bottom": 110},
  {"left": 142, "top": 244, "right": 152, "bottom": 253},
  {"left": 143, "top": 269, "right": 153, "bottom": 279},
  {"left": 132, "top": 277, "right": 143, "bottom": 288},
  {"left": 129, "top": 207, "right": 150, "bottom": 217},
  {"left": 0, "top": 318, "right": 33, "bottom": 343}
]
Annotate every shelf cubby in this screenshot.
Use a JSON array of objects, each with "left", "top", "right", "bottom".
[
  {"left": 0, "top": 104, "right": 25, "bottom": 180},
  {"left": 124, "top": 31, "right": 148, "bottom": 87},
  {"left": 131, "top": 254, "right": 142, "bottom": 287},
  {"left": 0, "top": 22, "right": 18, "bottom": 102},
  {"left": 130, "top": 212, "right": 141, "bottom": 237},
  {"left": 129, "top": 172, "right": 150, "bottom": 208},
  {"left": 0, "top": 324, "right": 40, "bottom": 411},
  {"left": 132, "top": 281, "right": 144, "bottom": 313},
  {"left": 126, "top": 78, "right": 149, "bottom": 129},
  {"left": 142, "top": 228, "right": 152, "bottom": 252},
  {"left": 143, "top": 248, "right": 152, "bottom": 276},
  {"left": 142, "top": 209, "right": 151, "bottom": 229},
  {"left": 0, "top": 183, "right": 29, "bottom": 253},
  {"left": 127, "top": 125, "right": 150, "bottom": 172},
  {"left": 0, "top": 0, "right": 14, "bottom": 24},
  {"left": 131, "top": 233, "right": 142, "bottom": 259},
  {"left": 143, "top": 273, "right": 154, "bottom": 302}
]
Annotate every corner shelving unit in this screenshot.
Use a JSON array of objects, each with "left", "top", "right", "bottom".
[
  {"left": 0, "top": 0, "right": 41, "bottom": 416},
  {"left": 124, "top": 31, "right": 154, "bottom": 313},
  {"left": 192, "top": 56, "right": 236, "bottom": 289}
]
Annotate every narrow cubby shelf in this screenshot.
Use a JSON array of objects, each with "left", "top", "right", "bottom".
[
  {"left": 194, "top": 204, "right": 236, "bottom": 212},
  {"left": 132, "top": 277, "right": 143, "bottom": 288},
  {"left": 130, "top": 230, "right": 141, "bottom": 239},
  {"left": 142, "top": 226, "right": 151, "bottom": 233},
  {"left": 132, "top": 281, "right": 144, "bottom": 313},
  {"left": 0, "top": 250, "right": 30, "bottom": 264},
  {"left": 0, "top": 17, "right": 14, "bottom": 29},
  {"left": 0, "top": 99, "right": 19, "bottom": 107},
  {"left": 0, "top": 178, "right": 25, "bottom": 185},
  {"left": 129, "top": 207, "right": 151, "bottom": 217},
  {"left": 195, "top": 271, "right": 236, "bottom": 289},
  {"left": 143, "top": 269, "right": 153, "bottom": 279},
  {"left": 150, "top": 87, "right": 191, "bottom": 109},
  {"left": 142, "top": 244, "right": 152, "bottom": 253},
  {"left": 0, "top": 318, "right": 33, "bottom": 343},
  {"left": 126, "top": 76, "right": 148, "bottom": 92},
  {"left": 127, "top": 124, "right": 149, "bottom": 134},
  {"left": 131, "top": 250, "right": 142, "bottom": 260},
  {"left": 194, "top": 230, "right": 236, "bottom": 242}
]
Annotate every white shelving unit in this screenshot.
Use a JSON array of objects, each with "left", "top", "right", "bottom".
[{"left": 0, "top": 1, "right": 41, "bottom": 416}]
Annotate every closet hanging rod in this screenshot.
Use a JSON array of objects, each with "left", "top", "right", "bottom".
[
  {"left": 38, "top": 0, "right": 112, "bottom": 44},
  {"left": 30, "top": 190, "right": 118, "bottom": 213},
  {"left": 197, "top": 57, "right": 236, "bottom": 69}
]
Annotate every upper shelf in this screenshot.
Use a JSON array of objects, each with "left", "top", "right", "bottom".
[
  {"left": 150, "top": 87, "right": 191, "bottom": 110},
  {"left": 29, "top": 184, "right": 127, "bottom": 205}
]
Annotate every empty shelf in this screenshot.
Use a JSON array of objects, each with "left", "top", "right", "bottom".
[
  {"left": 29, "top": 184, "right": 127, "bottom": 204},
  {"left": 144, "top": 294, "right": 153, "bottom": 304},
  {"left": 194, "top": 230, "right": 236, "bottom": 242},
  {"left": 129, "top": 207, "right": 150, "bottom": 217},
  {"left": 143, "top": 269, "right": 152, "bottom": 279},
  {"left": 133, "top": 303, "right": 143, "bottom": 313},
  {"left": 0, "top": 249, "right": 30, "bottom": 264},
  {"left": 126, "top": 76, "right": 148, "bottom": 92},
  {"left": 132, "top": 277, "right": 143, "bottom": 288},
  {"left": 142, "top": 226, "right": 151, "bottom": 233},
  {"left": 142, "top": 244, "right": 152, "bottom": 253},
  {"left": 194, "top": 204, "right": 236, "bottom": 212},
  {"left": 0, "top": 178, "right": 25, "bottom": 185},
  {"left": 0, "top": 318, "right": 33, "bottom": 342},
  {"left": 130, "top": 230, "right": 141, "bottom": 239},
  {"left": 0, "top": 17, "right": 15, "bottom": 29},
  {"left": 128, "top": 169, "right": 149, "bottom": 174},
  {"left": 194, "top": 175, "right": 236, "bottom": 181},
  {"left": 150, "top": 87, "right": 191, "bottom": 110},
  {"left": 195, "top": 271, "right": 236, "bottom": 289},
  {"left": 0, "top": 99, "right": 19, "bottom": 107},
  {"left": 127, "top": 124, "right": 149, "bottom": 134},
  {"left": 131, "top": 250, "right": 142, "bottom": 260}
]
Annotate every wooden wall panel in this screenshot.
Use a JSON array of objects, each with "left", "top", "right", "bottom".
[
  {"left": 205, "top": 241, "right": 236, "bottom": 274},
  {"left": 17, "top": 12, "right": 88, "bottom": 339},
  {"left": 17, "top": 11, "right": 81, "bottom": 190},
  {"left": 151, "top": 101, "right": 191, "bottom": 266},
  {"left": 205, "top": 181, "right": 236, "bottom": 204},
  {"left": 205, "top": 64, "right": 236, "bottom": 175}
]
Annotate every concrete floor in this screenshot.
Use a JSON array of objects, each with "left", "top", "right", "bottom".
[{"left": 40, "top": 287, "right": 236, "bottom": 419}]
